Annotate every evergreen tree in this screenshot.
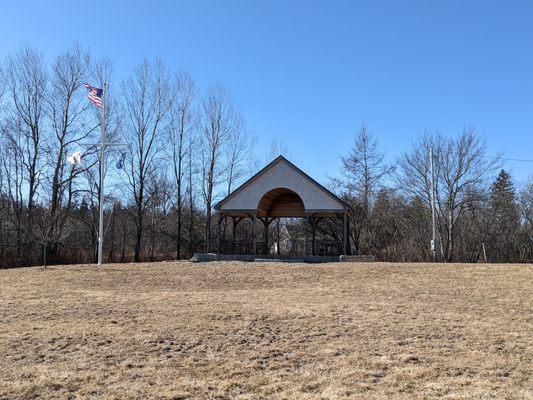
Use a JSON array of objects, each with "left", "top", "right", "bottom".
[
  {"left": 339, "top": 126, "right": 393, "bottom": 254},
  {"left": 487, "top": 170, "right": 520, "bottom": 262}
]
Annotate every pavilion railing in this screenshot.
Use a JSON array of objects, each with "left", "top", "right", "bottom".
[
  {"left": 220, "top": 240, "right": 266, "bottom": 255},
  {"left": 220, "top": 239, "right": 343, "bottom": 256},
  {"left": 313, "top": 240, "right": 343, "bottom": 256}
]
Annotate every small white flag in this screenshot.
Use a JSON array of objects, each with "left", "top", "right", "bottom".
[{"left": 67, "top": 151, "right": 82, "bottom": 165}]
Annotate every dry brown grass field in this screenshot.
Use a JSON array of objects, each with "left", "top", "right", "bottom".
[{"left": 0, "top": 261, "right": 531, "bottom": 399}]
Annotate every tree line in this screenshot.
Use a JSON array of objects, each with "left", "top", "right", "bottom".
[
  {"left": 336, "top": 127, "right": 532, "bottom": 263},
  {"left": 0, "top": 44, "right": 531, "bottom": 267}
]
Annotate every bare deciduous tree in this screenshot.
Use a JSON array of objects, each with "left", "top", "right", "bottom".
[
  {"left": 225, "top": 116, "right": 251, "bottom": 195},
  {"left": 168, "top": 70, "right": 196, "bottom": 259},
  {"left": 2, "top": 130, "right": 25, "bottom": 258},
  {"left": 266, "top": 138, "right": 290, "bottom": 164},
  {"left": 518, "top": 178, "right": 533, "bottom": 260},
  {"left": 3, "top": 46, "right": 48, "bottom": 255},
  {"left": 44, "top": 44, "right": 96, "bottom": 262},
  {"left": 397, "top": 129, "right": 501, "bottom": 261},
  {"left": 200, "top": 84, "right": 240, "bottom": 251},
  {"left": 123, "top": 59, "right": 171, "bottom": 262},
  {"left": 186, "top": 111, "right": 200, "bottom": 257}
]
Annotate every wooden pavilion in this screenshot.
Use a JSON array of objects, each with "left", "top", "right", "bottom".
[{"left": 214, "top": 156, "right": 351, "bottom": 262}]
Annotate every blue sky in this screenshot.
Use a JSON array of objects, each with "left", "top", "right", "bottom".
[{"left": 1, "top": 0, "right": 532, "bottom": 185}]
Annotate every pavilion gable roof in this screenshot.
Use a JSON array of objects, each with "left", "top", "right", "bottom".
[{"left": 214, "top": 156, "right": 350, "bottom": 213}]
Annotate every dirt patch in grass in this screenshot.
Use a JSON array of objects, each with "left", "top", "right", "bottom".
[{"left": 0, "top": 261, "right": 531, "bottom": 399}]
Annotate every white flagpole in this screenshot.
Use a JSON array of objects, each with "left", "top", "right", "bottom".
[{"left": 97, "top": 83, "right": 106, "bottom": 266}]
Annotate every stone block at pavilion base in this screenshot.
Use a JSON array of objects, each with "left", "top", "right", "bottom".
[
  {"left": 303, "top": 255, "right": 340, "bottom": 263},
  {"left": 190, "top": 253, "right": 218, "bottom": 262},
  {"left": 191, "top": 253, "right": 256, "bottom": 262},
  {"left": 339, "top": 255, "right": 376, "bottom": 262}
]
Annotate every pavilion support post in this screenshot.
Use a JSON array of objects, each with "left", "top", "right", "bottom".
[
  {"left": 343, "top": 213, "right": 348, "bottom": 255},
  {"left": 311, "top": 216, "right": 316, "bottom": 256},
  {"left": 276, "top": 218, "right": 280, "bottom": 255},
  {"left": 252, "top": 214, "right": 257, "bottom": 258},
  {"left": 305, "top": 215, "right": 310, "bottom": 256},
  {"left": 346, "top": 216, "right": 351, "bottom": 255},
  {"left": 264, "top": 219, "right": 269, "bottom": 256},
  {"left": 216, "top": 213, "right": 222, "bottom": 261}
]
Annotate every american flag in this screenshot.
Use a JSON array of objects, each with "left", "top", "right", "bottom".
[{"left": 83, "top": 83, "right": 103, "bottom": 108}]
